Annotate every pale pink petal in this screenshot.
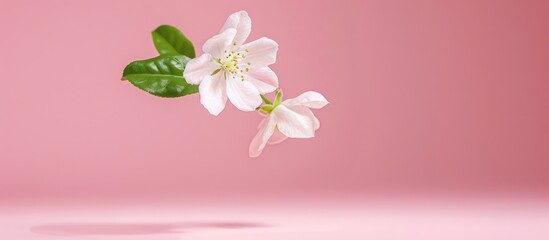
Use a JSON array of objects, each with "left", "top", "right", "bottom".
[
  {"left": 243, "top": 67, "right": 278, "bottom": 94},
  {"left": 202, "top": 28, "right": 237, "bottom": 57},
  {"left": 226, "top": 77, "right": 262, "bottom": 112},
  {"left": 198, "top": 73, "right": 227, "bottom": 116},
  {"left": 267, "top": 128, "right": 288, "bottom": 145},
  {"left": 183, "top": 54, "right": 219, "bottom": 85},
  {"left": 255, "top": 115, "right": 268, "bottom": 129},
  {"left": 220, "top": 11, "right": 251, "bottom": 47},
  {"left": 314, "top": 116, "right": 320, "bottom": 130},
  {"left": 272, "top": 105, "right": 316, "bottom": 138},
  {"left": 283, "top": 91, "right": 329, "bottom": 109},
  {"left": 249, "top": 115, "right": 277, "bottom": 158},
  {"left": 239, "top": 38, "right": 278, "bottom": 68}
]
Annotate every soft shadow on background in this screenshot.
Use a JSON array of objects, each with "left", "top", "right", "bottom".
[{"left": 31, "top": 221, "right": 269, "bottom": 236}]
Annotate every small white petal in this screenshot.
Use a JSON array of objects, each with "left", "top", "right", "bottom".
[
  {"left": 314, "top": 115, "right": 320, "bottom": 130},
  {"left": 199, "top": 73, "right": 227, "bottom": 116},
  {"left": 202, "top": 28, "right": 237, "bottom": 57},
  {"left": 243, "top": 67, "right": 278, "bottom": 94},
  {"left": 220, "top": 10, "right": 251, "bottom": 47},
  {"left": 183, "top": 54, "right": 219, "bottom": 85},
  {"left": 226, "top": 77, "right": 262, "bottom": 112},
  {"left": 273, "top": 105, "right": 316, "bottom": 138},
  {"left": 239, "top": 38, "right": 278, "bottom": 68},
  {"left": 283, "top": 91, "right": 329, "bottom": 109},
  {"left": 267, "top": 128, "right": 288, "bottom": 145},
  {"left": 249, "top": 114, "right": 277, "bottom": 158}
]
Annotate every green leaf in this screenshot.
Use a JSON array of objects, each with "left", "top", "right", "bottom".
[
  {"left": 122, "top": 55, "right": 199, "bottom": 98},
  {"left": 152, "top": 25, "right": 195, "bottom": 58}
]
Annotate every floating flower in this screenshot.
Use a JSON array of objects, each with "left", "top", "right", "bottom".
[
  {"left": 249, "top": 91, "right": 329, "bottom": 157},
  {"left": 184, "top": 11, "right": 279, "bottom": 115}
]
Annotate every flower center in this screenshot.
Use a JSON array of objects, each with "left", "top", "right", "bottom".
[{"left": 216, "top": 46, "right": 251, "bottom": 81}]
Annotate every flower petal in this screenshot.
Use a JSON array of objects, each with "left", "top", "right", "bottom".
[
  {"left": 249, "top": 114, "right": 277, "bottom": 158},
  {"left": 273, "top": 105, "right": 316, "bottom": 138},
  {"left": 220, "top": 10, "right": 251, "bottom": 47},
  {"left": 183, "top": 54, "right": 219, "bottom": 85},
  {"left": 283, "top": 91, "right": 329, "bottom": 109},
  {"left": 243, "top": 67, "right": 278, "bottom": 94},
  {"left": 239, "top": 37, "right": 278, "bottom": 68},
  {"left": 226, "top": 77, "right": 262, "bottom": 112},
  {"left": 199, "top": 73, "right": 227, "bottom": 116},
  {"left": 267, "top": 128, "right": 288, "bottom": 145},
  {"left": 202, "top": 28, "right": 237, "bottom": 57}
]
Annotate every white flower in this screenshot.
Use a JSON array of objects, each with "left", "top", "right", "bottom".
[
  {"left": 184, "top": 11, "right": 279, "bottom": 115},
  {"left": 249, "top": 91, "right": 329, "bottom": 157}
]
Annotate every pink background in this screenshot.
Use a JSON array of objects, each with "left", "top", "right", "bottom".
[{"left": 1, "top": 0, "right": 549, "bottom": 205}]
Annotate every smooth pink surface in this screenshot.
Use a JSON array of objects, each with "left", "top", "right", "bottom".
[
  {"left": 1, "top": 0, "right": 549, "bottom": 203},
  {"left": 2, "top": 199, "right": 549, "bottom": 239},
  {"left": 0, "top": 198, "right": 549, "bottom": 240}
]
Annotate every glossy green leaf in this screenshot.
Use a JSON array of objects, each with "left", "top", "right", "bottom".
[
  {"left": 122, "top": 55, "right": 198, "bottom": 98},
  {"left": 152, "top": 25, "right": 195, "bottom": 58}
]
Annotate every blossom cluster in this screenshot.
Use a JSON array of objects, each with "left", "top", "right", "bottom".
[{"left": 183, "top": 11, "right": 328, "bottom": 157}]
